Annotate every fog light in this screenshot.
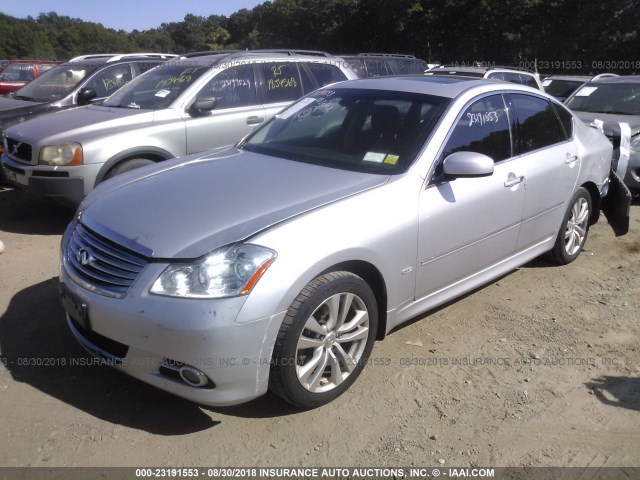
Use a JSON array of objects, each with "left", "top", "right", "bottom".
[{"left": 179, "top": 365, "right": 208, "bottom": 387}]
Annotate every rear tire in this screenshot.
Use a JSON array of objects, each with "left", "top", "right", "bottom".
[
  {"left": 550, "top": 187, "right": 592, "bottom": 265},
  {"left": 269, "top": 271, "right": 378, "bottom": 408},
  {"left": 104, "top": 158, "right": 156, "bottom": 181}
]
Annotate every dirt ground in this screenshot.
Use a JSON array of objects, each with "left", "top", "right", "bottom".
[{"left": 0, "top": 186, "right": 638, "bottom": 469}]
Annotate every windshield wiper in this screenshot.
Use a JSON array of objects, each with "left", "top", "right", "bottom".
[{"left": 13, "top": 95, "right": 35, "bottom": 101}]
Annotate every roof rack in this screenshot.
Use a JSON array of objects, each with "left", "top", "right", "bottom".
[
  {"left": 181, "top": 50, "right": 240, "bottom": 58},
  {"left": 182, "top": 49, "right": 333, "bottom": 59},
  {"left": 69, "top": 53, "right": 177, "bottom": 62},
  {"left": 486, "top": 65, "right": 536, "bottom": 73},
  {"left": 245, "top": 49, "right": 333, "bottom": 57},
  {"left": 430, "top": 64, "right": 536, "bottom": 74},
  {"left": 357, "top": 53, "right": 417, "bottom": 59}
]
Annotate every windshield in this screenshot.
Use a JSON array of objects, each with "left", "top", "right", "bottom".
[
  {"left": 103, "top": 64, "right": 210, "bottom": 109},
  {"left": 13, "top": 64, "right": 98, "bottom": 102},
  {"left": 544, "top": 79, "right": 585, "bottom": 99},
  {"left": 241, "top": 88, "right": 450, "bottom": 174},
  {"left": 565, "top": 83, "right": 640, "bottom": 115}
]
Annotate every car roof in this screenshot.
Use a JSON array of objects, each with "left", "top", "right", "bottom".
[
  {"left": 328, "top": 75, "right": 528, "bottom": 99},
  {"left": 427, "top": 66, "right": 536, "bottom": 75},
  {"left": 167, "top": 51, "right": 351, "bottom": 67},
  {"left": 545, "top": 75, "right": 591, "bottom": 81},
  {"left": 66, "top": 53, "right": 176, "bottom": 67},
  {"left": 590, "top": 75, "right": 640, "bottom": 84}
]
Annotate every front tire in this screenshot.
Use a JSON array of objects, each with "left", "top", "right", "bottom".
[
  {"left": 269, "top": 271, "right": 378, "bottom": 408},
  {"left": 550, "top": 187, "right": 592, "bottom": 265}
]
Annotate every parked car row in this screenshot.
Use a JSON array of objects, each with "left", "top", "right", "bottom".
[
  {"left": 0, "top": 49, "right": 633, "bottom": 410},
  {"left": 0, "top": 60, "right": 61, "bottom": 95},
  {"left": 1, "top": 50, "right": 357, "bottom": 205}
]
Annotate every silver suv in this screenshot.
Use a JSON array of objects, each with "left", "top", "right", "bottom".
[{"left": 1, "top": 50, "right": 357, "bottom": 205}]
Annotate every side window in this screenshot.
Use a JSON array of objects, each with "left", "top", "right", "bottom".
[
  {"left": 137, "top": 61, "right": 161, "bottom": 74},
  {"left": 87, "top": 65, "right": 133, "bottom": 98},
  {"left": 364, "top": 59, "right": 392, "bottom": 77},
  {"left": 39, "top": 64, "right": 57, "bottom": 73},
  {"left": 260, "top": 62, "right": 303, "bottom": 103},
  {"left": 18, "top": 65, "right": 35, "bottom": 81},
  {"left": 507, "top": 94, "right": 565, "bottom": 154},
  {"left": 502, "top": 72, "right": 523, "bottom": 85},
  {"left": 487, "top": 72, "right": 505, "bottom": 81},
  {"left": 197, "top": 65, "right": 257, "bottom": 109},
  {"left": 306, "top": 63, "right": 347, "bottom": 88},
  {"left": 552, "top": 103, "right": 574, "bottom": 140},
  {"left": 441, "top": 94, "right": 512, "bottom": 163},
  {"left": 521, "top": 74, "right": 540, "bottom": 89}
]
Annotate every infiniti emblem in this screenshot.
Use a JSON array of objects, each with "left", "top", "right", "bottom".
[{"left": 76, "top": 248, "right": 95, "bottom": 266}]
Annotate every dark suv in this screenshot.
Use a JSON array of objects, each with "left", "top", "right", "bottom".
[
  {"left": 0, "top": 53, "right": 175, "bottom": 153},
  {"left": 341, "top": 53, "right": 428, "bottom": 78}
]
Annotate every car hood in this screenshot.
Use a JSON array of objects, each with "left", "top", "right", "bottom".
[
  {"left": 573, "top": 111, "right": 640, "bottom": 137},
  {"left": 4, "top": 104, "right": 153, "bottom": 143},
  {"left": 79, "top": 148, "right": 389, "bottom": 259},
  {"left": 0, "top": 96, "right": 49, "bottom": 128}
]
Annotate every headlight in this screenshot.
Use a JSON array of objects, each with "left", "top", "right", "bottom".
[
  {"left": 39, "top": 142, "right": 83, "bottom": 166},
  {"left": 631, "top": 135, "right": 640, "bottom": 152},
  {"left": 150, "top": 244, "right": 276, "bottom": 298}
]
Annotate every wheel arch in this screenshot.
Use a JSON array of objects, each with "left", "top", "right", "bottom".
[
  {"left": 318, "top": 260, "right": 388, "bottom": 341},
  {"left": 94, "top": 147, "right": 175, "bottom": 186},
  {"left": 581, "top": 181, "right": 601, "bottom": 225}
]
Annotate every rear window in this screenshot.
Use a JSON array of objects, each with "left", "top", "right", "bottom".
[
  {"left": 260, "top": 62, "right": 305, "bottom": 103},
  {"left": 305, "top": 63, "right": 347, "bottom": 87}
]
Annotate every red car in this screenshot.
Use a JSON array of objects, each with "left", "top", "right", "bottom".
[{"left": 0, "top": 60, "right": 60, "bottom": 95}]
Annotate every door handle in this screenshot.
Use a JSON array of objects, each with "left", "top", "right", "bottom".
[
  {"left": 565, "top": 153, "right": 578, "bottom": 164},
  {"left": 504, "top": 175, "right": 525, "bottom": 188},
  {"left": 246, "top": 116, "right": 264, "bottom": 125}
]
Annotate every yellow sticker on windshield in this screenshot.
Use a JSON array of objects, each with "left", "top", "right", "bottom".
[{"left": 384, "top": 154, "right": 399, "bottom": 165}]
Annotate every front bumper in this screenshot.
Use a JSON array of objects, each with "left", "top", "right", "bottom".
[
  {"left": 1, "top": 153, "right": 100, "bottom": 206},
  {"left": 59, "top": 243, "right": 286, "bottom": 407}
]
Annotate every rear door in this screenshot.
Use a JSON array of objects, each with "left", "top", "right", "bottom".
[
  {"left": 259, "top": 61, "right": 310, "bottom": 122},
  {"left": 505, "top": 93, "right": 581, "bottom": 251}
]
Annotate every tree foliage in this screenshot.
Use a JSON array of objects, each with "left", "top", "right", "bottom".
[{"left": 1, "top": 1, "right": 638, "bottom": 73}]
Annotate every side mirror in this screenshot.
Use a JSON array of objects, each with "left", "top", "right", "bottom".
[
  {"left": 442, "top": 151, "right": 494, "bottom": 178},
  {"left": 189, "top": 97, "right": 217, "bottom": 115},
  {"left": 77, "top": 88, "right": 97, "bottom": 105}
]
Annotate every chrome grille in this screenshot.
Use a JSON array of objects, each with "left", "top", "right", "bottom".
[
  {"left": 65, "top": 223, "right": 148, "bottom": 298},
  {"left": 5, "top": 137, "right": 33, "bottom": 163}
]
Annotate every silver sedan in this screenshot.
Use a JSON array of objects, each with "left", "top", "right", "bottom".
[{"left": 59, "top": 76, "right": 628, "bottom": 408}]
